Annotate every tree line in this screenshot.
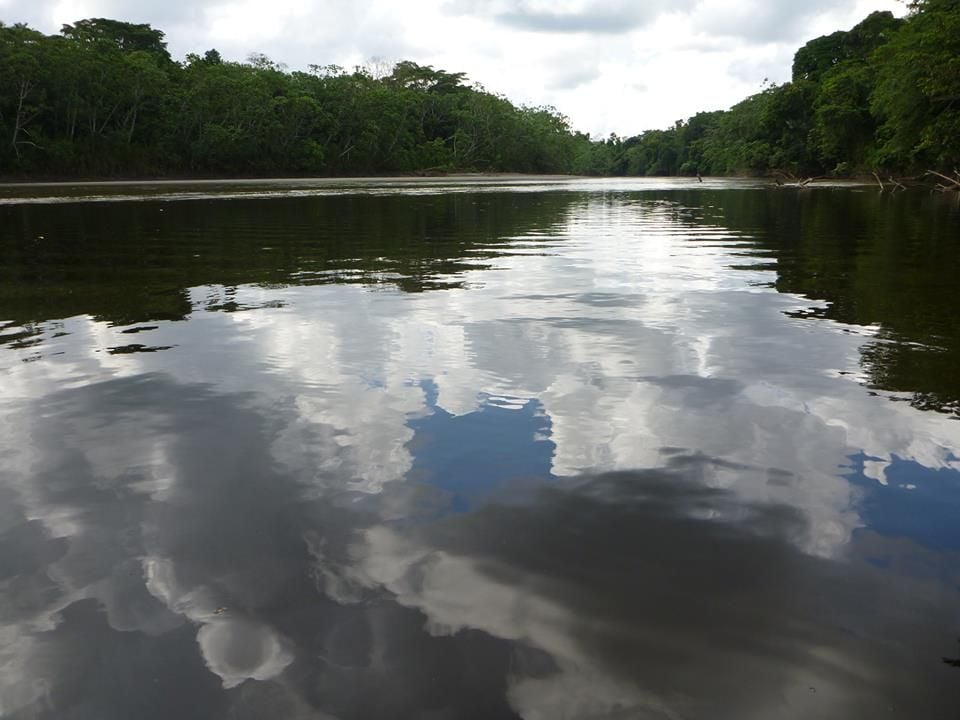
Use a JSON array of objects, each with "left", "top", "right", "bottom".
[
  {"left": 0, "top": 18, "right": 588, "bottom": 176},
  {"left": 1, "top": 0, "right": 957, "bottom": 179},
  {"left": 584, "top": 0, "right": 960, "bottom": 179}
]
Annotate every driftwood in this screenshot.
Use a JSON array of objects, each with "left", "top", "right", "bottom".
[
  {"left": 872, "top": 172, "right": 885, "bottom": 192},
  {"left": 767, "top": 169, "right": 957, "bottom": 193},
  {"left": 770, "top": 170, "right": 823, "bottom": 188},
  {"left": 872, "top": 171, "right": 909, "bottom": 192},
  {"left": 926, "top": 169, "right": 960, "bottom": 192},
  {"left": 865, "top": 170, "right": 960, "bottom": 193}
]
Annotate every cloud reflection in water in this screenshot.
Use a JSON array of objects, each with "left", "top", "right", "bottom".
[{"left": 0, "top": 186, "right": 959, "bottom": 718}]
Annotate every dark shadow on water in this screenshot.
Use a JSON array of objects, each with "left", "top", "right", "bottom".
[{"left": 0, "top": 192, "right": 576, "bottom": 326}]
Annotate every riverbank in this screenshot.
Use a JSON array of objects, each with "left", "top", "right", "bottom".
[
  {"left": 0, "top": 173, "right": 586, "bottom": 189},
  {"left": 2, "top": 172, "right": 938, "bottom": 191}
]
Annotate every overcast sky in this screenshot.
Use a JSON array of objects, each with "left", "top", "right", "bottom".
[{"left": 0, "top": 0, "right": 906, "bottom": 137}]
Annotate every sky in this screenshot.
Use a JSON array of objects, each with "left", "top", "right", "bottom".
[{"left": 0, "top": 0, "right": 906, "bottom": 137}]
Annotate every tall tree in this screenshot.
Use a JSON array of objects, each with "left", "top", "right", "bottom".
[
  {"left": 60, "top": 18, "right": 171, "bottom": 61},
  {"left": 0, "top": 23, "right": 48, "bottom": 163},
  {"left": 872, "top": 0, "right": 960, "bottom": 169}
]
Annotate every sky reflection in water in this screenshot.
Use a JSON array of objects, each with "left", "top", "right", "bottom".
[{"left": 0, "top": 181, "right": 958, "bottom": 719}]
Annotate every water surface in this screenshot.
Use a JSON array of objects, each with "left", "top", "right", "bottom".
[{"left": 1, "top": 179, "right": 958, "bottom": 719}]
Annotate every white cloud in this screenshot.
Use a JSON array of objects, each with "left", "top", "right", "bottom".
[{"left": 446, "top": 0, "right": 695, "bottom": 34}]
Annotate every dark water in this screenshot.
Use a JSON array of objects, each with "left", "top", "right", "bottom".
[{"left": 1, "top": 179, "right": 959, "bottom": 720}]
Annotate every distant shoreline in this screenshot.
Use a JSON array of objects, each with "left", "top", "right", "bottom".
[
  {"left": 0, "top": 174, "right": 892, "bottom": 191},
  {"left": 0, "top": 173, "right": 589, "bottom": 189}
]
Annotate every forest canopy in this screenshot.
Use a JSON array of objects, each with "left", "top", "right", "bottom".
[
  {"left": 583, "top": 0, "right": 960, "bottom": 178},
  {"left": 0, "top": 0, "right": 957, "bottom": 178}
]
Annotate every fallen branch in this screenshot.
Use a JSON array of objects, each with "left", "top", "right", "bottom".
[
  {"left": 770, "top": 171, "right": 823, "bottom": 189},
  {"left": 872, "top": 172, "right": 885, "bottom": 192},
  {"left": 887, "top": 176, "right": 907, "bottom": 192},
  {"left": 926, "top": 169, "right": 960, "bottom": 190}
]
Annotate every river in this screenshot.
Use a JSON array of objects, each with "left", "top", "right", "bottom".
[{"left": 1, "top": 178, "right": 958, "bottom": 719}]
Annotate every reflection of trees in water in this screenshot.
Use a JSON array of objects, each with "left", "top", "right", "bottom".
[
  {"left": 6, "top": 185, "right": 958, "bottom": 415},
  {"left": 0, "top": 190, "right": 578, "bottom": 326},
  {"left": 665, "top": 188, "right": 960, "bottom": 416},
  {"left": 860, "top": 340, "right": 960, "bottom": 416}
]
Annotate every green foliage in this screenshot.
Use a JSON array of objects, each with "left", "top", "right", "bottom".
[
  {"left": 1, "top": 3, "right": 957, "bottom": 179},
  {"left": 792, "top": 31, "right": 847, "bottom": 83},
  {"left": 872, "top": 0, "right": 960, "bottom": 169},
  {"left": 602, "top": 4, "right": 954, "bottom": 178},
  {"left": 0, "top": 20, "right": 593, "bottom": 177},
  {"left": 60, "top": 18, "right": 171, "bottom": 61},
  {"left": 813, "top": 63, "right": 874, "bottom": 169},
  {"left": 0, "top": 23, "right": 48, "bottom": 165}
]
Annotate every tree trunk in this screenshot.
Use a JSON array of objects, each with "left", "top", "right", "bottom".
[{"left": 11, "top": 79, "right": 34, "bottom": 160}]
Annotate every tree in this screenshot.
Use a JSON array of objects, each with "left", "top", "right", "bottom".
[
  {"left": 0, "top": 23, "right": 48, "bottom": 163},
  {"left": 813, "top": 63, "right": 875, "bottom": 170},
  {"left": 3, "top": 6, "right": 958, "bottom": 180},
  {"left": 792, "top": 31, "right": 846, "bottom": 83},
  {"left": 872, "top": 0, "right": 960, "bottom": 169},
  {"left": 60, "top": 18, "right": 171, "bottom": 62}
]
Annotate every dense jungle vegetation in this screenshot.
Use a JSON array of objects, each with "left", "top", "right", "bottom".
[
  {"left": 0, "top": 0, "right": 957, "bottom": 178},
  {"left": 585, "top": 0, "right": 960, "bottom": 178}
]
